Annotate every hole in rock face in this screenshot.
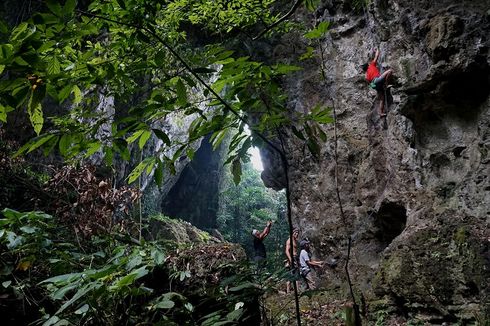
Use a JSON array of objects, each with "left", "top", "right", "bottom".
[
  {"left": 373, "top": 202, "right": 407, "bottom": 248},
  {"left": 452, "top": 146, "right": 466, "bottom": 158}
]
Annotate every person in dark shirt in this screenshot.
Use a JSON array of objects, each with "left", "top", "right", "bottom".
[{"left": 251, "top": 220, "right": 272, "bottom": 265}]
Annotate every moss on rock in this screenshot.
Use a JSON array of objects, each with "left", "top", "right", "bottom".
[{"left": 372, "top": 214, "right": 489, "bottom": 323}]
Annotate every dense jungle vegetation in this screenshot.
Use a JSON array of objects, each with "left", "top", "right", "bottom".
[{"left": 0, "top": 0, "right": 334, "bottom": 325}]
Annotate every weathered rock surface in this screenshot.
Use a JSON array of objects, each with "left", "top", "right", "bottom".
[{"left": 260, "top": 0, "right": 490, "bottom": 322}]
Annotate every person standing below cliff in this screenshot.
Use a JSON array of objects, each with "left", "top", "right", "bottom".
[
  {"left": 251, "top": 220, "right": 272, "bottom": 269},
  {"left": 362, "top": 48, "right": 393, "bottom": 117},
  {"left": 285, "top": 228, "right": 300, "bottom": 293},
  {"left": 299, "top": 239, "right": 323, "bottom": 290}
]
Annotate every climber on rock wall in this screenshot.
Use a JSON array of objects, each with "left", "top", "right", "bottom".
[{"left": 362, "top": 48, "right": 393, "bottom": 117}]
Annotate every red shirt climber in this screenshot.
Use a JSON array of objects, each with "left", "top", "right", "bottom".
[{"left": 362, "top": 49, "right": 393, "bottom": 117}]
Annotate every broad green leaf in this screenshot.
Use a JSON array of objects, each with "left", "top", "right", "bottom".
[
  {"left": 58, "top": 134, "right": 71, "bottom": 156},
  {"left": 151, "top": 248, "right": 165, "bottom": 265},
  {"left": 185, "top": 302, "right": 194, "bottom": 312},
  {"left": 20, "top": 226, "right": 37, "bottom": 234},
  {"left": 309, "top": 105, "right": 333, "bottom": 124},
  {"left": 154, "top": 50, "right": 166, "bottom": 66},
  {"left": 126, "top": 254, "right": 143, "bottom": 270},
  {"left": 115, "top": 266, "right": 148, "bottom": 288},
  {"left": 37, "top": 13, "right": 59, "bottom": 25},
  {"left": 10, "top": 23, "right": 28, "bottom": 41},
  {"left": 72, "top": 85, "right": 82, "bottom": 104},
  {"left": 6, "top": 231, "right": 24, "bottom": 249},
  {"left": 43, "top": 134, "right": 59, "bottom": 156},
  {"left": 2, "top": 280, "right": 12, "bottom": 288},
  {"left": 186, "top": 147, "right": 195, "bottom": 160},
  {"left": 0, "top": 65, "right": 4, "bottom": 74},
  {"left": 51, "top": 284, "right": 78, "bottom": 300},
  {"left": 0, "top": 44, "right": 13, "bottom": 60},
  {"left": 154, "top": 299, "right": 174, "bottom": 309},
  {"left": 74, "top": 304, "right": 89, "bottom": 315},
  {"left": 154, "top": 160, "right": 163, "bottom": 186},
  {"left": 145, "top": 157, "right": 156, "bottom": 174},
  {"left": 12, "top": 134, "right": 54, "bottom": 157},
  {"left": 104, "top": 147, "right": 114, "bottom": 165},
  {"left": 127, "top": 130, "right": 144, "bottom": 144},
  {"left": 127, "top": 158, "right": 153, "bottom": 184},
  {"left": 115, "top": 273, "right": 137, "bottom": 288},
  {"left": 307, "top": 139, "right": 321, "bottom": 157},
  {"left": 42, "top": 315, "right": 60, "bottom": 326},
  {"left": 226, "top": 308, "right": 243, "bottom": 321},
  {"left": 38, "top": 40, "right": 57, "bottom": 53},
  {"left": 14, "top": 56, "right": 29, "bottom": 66},
  {"left": 56, "top": 283, "right": 99, "bottom": 315},
  {"left": 63, "top": 0, "right": 77, "bottom": 16},
  {"left": 28, "top": 89, "right": 44, "bottom": 135},
  {"left": 138, "top": 130, "right": 151, "bottom": 149},
  {"left": 228, "top": 282, "right": 257, "bottom": 291},
  {"left": 291, "top": 126, "right": 305, "bottom": 140},
  {"left": 47, "top": 56, "right": 61, "bottom": 75},
  {"left": 0, "top": 104, "right": 8, "bottom": 122},
  {"left": 305, "top": 21, "right": 330, "bottom": 39},
  {"left": 210, "top": 129, "right": 228, "bottom": 151},
  {"left": 317, "top": 126, "right": 327, "bottom": 142},
  {"left": 2, "top": 209, "right": 28, "bottom": 221},
  {"left": 85, "top": 142, "right": 101, "bottom": 157},
  {"left": 300, "top": 46, "right": 315, "bottom": 60},
  {"left": 152, "top": 129, "right": 171, "bottom": 146},
  {"left": 58, "top": 85, "right": 73, "bottom": 104},
  {"left": 46, "top": 0, "right": 62, "bottom": 16},
  {"left": 274, "top": 64, "right": 302, "bottom": 74}
]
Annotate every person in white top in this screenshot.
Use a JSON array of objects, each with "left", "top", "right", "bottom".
[{"left": 299, "top": 239, "right": 323, "bottom": 290}]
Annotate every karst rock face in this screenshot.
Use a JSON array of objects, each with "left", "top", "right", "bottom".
[{"left": 261, "top": 0, "right": 490, "bottom": 322}]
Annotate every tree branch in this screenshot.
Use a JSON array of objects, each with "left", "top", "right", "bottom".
[{"left": 252, "top": 0, "right": 304, "bottom": 41}]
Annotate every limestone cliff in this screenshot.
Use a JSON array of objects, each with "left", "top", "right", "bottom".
[{"left": 261, "top": 0, "right": 490, "bottom": 322}]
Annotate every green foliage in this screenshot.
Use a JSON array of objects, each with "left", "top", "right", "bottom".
[
  {"left": 304, "top": 21, "right": 330, "bottom": 39},
  {"left": 217, "top": 162, "right": 288, "bottom": 264},
  {"left": 374, "top": 309, "right": 389, "bottom": 326},
  {"left": 0, "top": 0, "right": 332, "bottom": 186},
  {"left": 0, "top": 208, "right": 259, "bottom": 325}
]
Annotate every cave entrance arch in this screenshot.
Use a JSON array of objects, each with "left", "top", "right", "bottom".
[{"left": 161, "top": 135, "right": 224, "bottom": 230}]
